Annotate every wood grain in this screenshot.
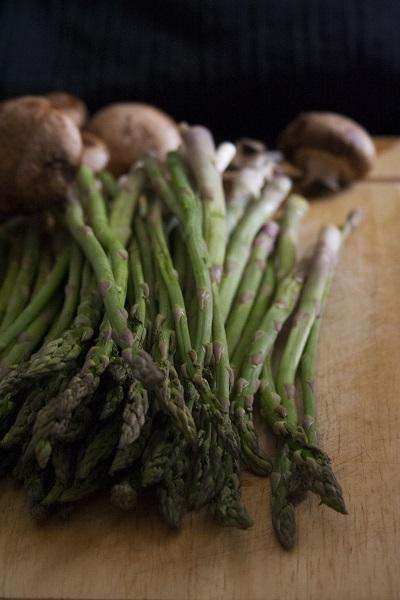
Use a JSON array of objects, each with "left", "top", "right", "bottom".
[{"left": 1, "top": 139, "right": 400, "bottom": 600}]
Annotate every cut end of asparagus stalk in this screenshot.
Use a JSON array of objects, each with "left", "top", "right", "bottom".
[
  {"left": 215, "top": 142, "right": 236, "bottom": 173},
  {"left": 341, "top": 208, "right": 365, "bottom": 240}
]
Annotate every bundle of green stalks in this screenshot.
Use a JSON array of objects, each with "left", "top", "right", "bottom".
[{"left": 0, "top": 125, "right": 362, "bottom": 548}]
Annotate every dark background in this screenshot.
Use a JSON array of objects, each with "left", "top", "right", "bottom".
[{"left": 1, "top": 0, "right": 399, "bottom": 143}]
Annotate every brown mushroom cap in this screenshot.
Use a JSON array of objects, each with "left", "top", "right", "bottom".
[
  {"left": 81, "top": 130, "right": 110, "bottom": 173},
  {"left": 278, "top": 112, "right": 376, "bottom": 190},
  {"left": 87, "top": 102, "right": 181, "bottom": 176},
  {"left": 46, "top": 91, "right": 88, "bottom": 128},
  {"left": 0, "top": 96, "right": 82, "bottom": 216}
]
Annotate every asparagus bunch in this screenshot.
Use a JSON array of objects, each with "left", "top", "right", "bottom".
[{"left": 0, "top": 123, "right": 361, "bottom": 548}]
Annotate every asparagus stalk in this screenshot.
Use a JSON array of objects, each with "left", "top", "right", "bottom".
[
  {"left": 301, "top": 209, "right": 364, "bottom": 446},
  {"left": 219, "top": 176, "right": 291, "bottom": 321},
  {"left": 225, "top": 222, "right": 279, "bottom": 358},
  {"left": 225, "top": 165, "right": 272, "bottom": 234},
  {"left": 44, "top": 243, "right": 83, "bottom": 342},
  {"left": 31, "top": 246, "right": 53, "bottom": 297},
  {"left": 0, "top": 241, "right": 22, "bottom": 327},
  {"left": 0, "top": 226, "right": 40, "bottom": 331},
  {"left": 171, "top": 226, "right": 187, "bottom": 290},
  {"left": 183, "top": 132, "right": 233, "bottom": 411},
  {"left": 133, "top": 214, "right": 157, "bottom": 325},
  {"left": 108, "top": 170, "right": 145, "bottom": 247},
  {"left": 99, "top": 170, "right": 120, "bottom": 200},
  {"left": 276, "top": 226, "right": 342, "bottom": 428},
  {"left": 230, "top": 258, "right": 276, "bottom": 375},
  {"left": 257, "top": 196, "right": 310, "bottom": 542},
  {"left": 128, "top": 238, "right": 147, "bottom": 350},
  {"left": 77, "top": 166, "right": 131, "bottom": 289},
  {"left": 275, "top": 195, "right": 309, "bottom": 281},
  {"left": 182, "top": 126, "right": 227, "bottom": 285}
]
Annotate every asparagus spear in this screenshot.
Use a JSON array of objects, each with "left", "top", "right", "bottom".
[
  {"left": 157, "top": 454, "right": 189, "bottom": 528},
  {"left": 241, "top": 196, "right": 309, "bottom": 544},
  {"left": 100, "top": 358, "right": 129, "bottom": 421},
  {"left": 270, "top": 444, "right": 296, "bottom": 549},
  {"left": 44, "top": 243, "right": 83, "bottom": 342},
  {"left": 0, "top": 226, "right": 40, "bottom": 331},
  {"left": 210, "top": 452, "right": 252, "bottom": 529},
  {"left": 182, "top": 133, "right": 233, "bottom": 409},
  {"left": 109, "top": 379, "right": 149, "bottom": 473},
  {"left": 215, "top": 141, "right": 236, "bottom": 173},
  {"left": 30, "top": 245, "right": 53, "bottom": 297},
  {"left": 111, "top": 477, "right": 139, "bottom": 511},
  {"left": 127, "top": 238, "right": 147, "bottom": 354},
  {"left": 301, "top": 209, "right": 364, "bottom": 446},
  {"left": 219, "top": 176, "right": 291, "bottom": 321},
  {"left": 133, "top": 214, "right": 157, "bottom": 325},
  {"left": 99, "top": 170, "right": 120, "bottom": 200},
  {"left": 171, "top": 226, "right": 187, "bottom": 290},
  {"left": 182, "top": 126, "right": 227, "bottom": 285},
  {"left": 186, "top": 133, "right": 254, "bottom": 526},
  {"left": 275, "top": 195, "right": 309, "bottom": 281},
  {"left": 0, "top": 241, "right": 22, "bottom": 327},
  {"left": 225, "top": 222, "right": 279, "bottom": 358},
  {"left": 230, "top": 258, "right": 276, "bottom": 375},
  {"left": 270, "top": 227, "right": 347, "bottom": 515},
  {"left": 225, "top": 164, "right": 272, "bottom": 234},
  {"left": 276, "top": 226, "right": 342, "bottom": 428}
]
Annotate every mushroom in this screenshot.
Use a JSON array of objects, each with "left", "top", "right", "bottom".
[
  {"left": 0, "top": 96, "right": 82, "bottom": 216},
  {"left": 81, "top": 131, "right": 110, "bottom": 173},
  {"left": 87, "top": 102, "right": 181, "bottom": 176},
  {"left": 46, "top": 91, "right": 88, "bottom": 128},
  {"left": 278, "top": 112, "right": 376, "bottom": 193}
]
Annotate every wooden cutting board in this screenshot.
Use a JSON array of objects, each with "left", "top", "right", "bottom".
[{"left": 1, "top": 138, "right": 400, "bottom": 600}]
